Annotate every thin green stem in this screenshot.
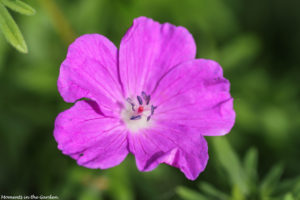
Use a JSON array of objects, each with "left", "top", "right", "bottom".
[{"left": 37, "top": 0, "right": 77, "bottom": 45}]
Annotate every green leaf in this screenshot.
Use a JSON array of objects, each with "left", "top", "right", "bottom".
[
  {"left": 1, "top": 0, "right": 35, "bottom": 15},
  {"left": 232, "top": 185, "right": 246, "bottom": 200},
  {"left": 198, "top": 182, "right": 230, "bottom": 200},
  {"left": 243, "top": 147, "right": 258, "bottom": 186},
  {"left": 275, "top": 176, "right": 300, "bottom": 196},
  {"left": 78, "top": 188, "right": 103, "bottom": 200},
  {"left": 283, "top": 193, "right": 294, "bottom": 200},
  {"left": 176, "top": 186, "right": 208, "bottom": 200},
  {"left": 212, "top": 137, "right": 249, "bottom": 195},
  {"left": 260, "top": 163, "right": 284, "bottom": 197},
  {"left": 0, "top": 3, "right": 27, "bottom": 53},
  {"left": 106, "top": 164, "right": 134, "bottom": 200},
  {"left": 219, "top": 34, "right": 261, "bottom": 70}
]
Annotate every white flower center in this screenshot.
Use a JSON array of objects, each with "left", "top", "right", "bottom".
[{"left": 121, "top": 92, "right": 156, "bottom": 133}]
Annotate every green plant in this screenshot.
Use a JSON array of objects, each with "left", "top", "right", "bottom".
[
  {"left": 177, "top": 137, "right": 300, "bottom": 200},
  {"left": 0, "top": 0, "right": 35, "bottom": 53}
]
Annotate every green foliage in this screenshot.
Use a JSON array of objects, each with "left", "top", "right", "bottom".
[
  {"left": 1, "top": 0, "right": 35, "bottom": 15},
  {"left": 243, "top": 147, "right": 258, "bottom": 189},
  {"left": 213, "top": 137, "right": 249, "bottom": 195},
  {"left": 176, "top": 187, "right": 208, "bottom": 200},
  {"left": 260, "top": 164, "right": 284, "bottom": 199},
  {"left": 199, "top": 182, "right": 230, "bottom": 200},
  {"left": 0, "top": 0, "right": 35, "bottom": 53},
  {"left": 0, "top": 3, "right": 27, "bottom": 52},
  {"left": 219, "top": 34, "right": 261, "bottom": 71},
  {"left": 177, "top": 139, "right": 300, "bottom": 200},
  {"left": 283, "top": 194, "right": 295, "bottom": 200}
]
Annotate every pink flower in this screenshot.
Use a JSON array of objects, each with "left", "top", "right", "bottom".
[{"left": 54, "top": 17, "right": 235, "bottom": 180}]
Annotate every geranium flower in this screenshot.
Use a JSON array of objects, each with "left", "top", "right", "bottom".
[{"left": 54, "top": 16, "right": 235, "bottom": 180}]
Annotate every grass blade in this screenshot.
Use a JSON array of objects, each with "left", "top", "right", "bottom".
[
  {"left": 260, "top": 163, "right": 284, "bottom": 197},
  {"left": 176, "top": 186, "right": 208, "bottom": 200},
  {"left": 198, "top": 182, "right": 230, "bottom": 200},
  {"left": 243, "top": 147, "right": 258, "bottom": 190},
  {"left": 212, "top": 137, "right": 248, "bottom": 195}
]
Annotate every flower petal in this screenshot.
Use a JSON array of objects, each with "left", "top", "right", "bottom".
[
  {"left": 151, "top": 59, "right": 236, "bottom": 136},
  {"left": 128, "top": 123, "right": 208, "bottom": 180},
  {"left": 119, "top": 16, "right": 196, "bottom": 97},
  {"left": 54, "top": 100, "right": 128, "bottom": 169},
  {"left": 58, "top": 34, "right": 124, "bottom": 116}
]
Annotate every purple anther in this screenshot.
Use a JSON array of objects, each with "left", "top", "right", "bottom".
[
  {"left": 141, "top": 91, "right": 151, "bottom": 105},
  {"left": 142, "top": 91, "right": 150, "bottom": 105},
  {"left": 146, "top": 96, "right": 151, "bottom": 105},
  {"left": 141, "top": 91, "right": 147, "bottom": 99},
  {"left": 130, "top": 115, "right": 142, "bottom": 120},
  {"left": 137, "top": 96, "right": 143, "bottom": 105},
  {"left": 127, "top": 98, "right": 135, "bottom": 111},
  {"left": 141, "top": 91, "right": 148, "bottom": 101},
  {"left": 147, "top": 116, "right": 151, "bottom": 121},
  {"left": 126, "top": 97, "right": 133, "bottom": 104},
  {"left": 131, "top": 104, "right": 135, "bottom": 111},
  {"left": 151, "top": 105, "right": 157, "bottom": 115}
]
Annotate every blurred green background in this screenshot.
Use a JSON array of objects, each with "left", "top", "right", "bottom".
[{"left": 1, "top": 0, "right": 300, "bottom": 199}]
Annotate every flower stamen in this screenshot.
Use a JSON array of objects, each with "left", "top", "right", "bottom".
[
  {"left": 127, "top": 98, "right": 136, "bottom": 111},
  {"left": 130, "top": 115, "right": 142, "bottom": 120},
  {"left": 151, "top": 105, "right": 157, "bottom": 115},
  {"left": 137, "top": 95, "right": 143, "bottom": 105},
  {"left": 122, "top": 92, "right": 157, "bottom": 132},
  {"left": 142, "top": 91, "right": 150, "bottom": 105},
  {"left": 147, "top": 116, "right": 151, "bottom": 121}
]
